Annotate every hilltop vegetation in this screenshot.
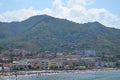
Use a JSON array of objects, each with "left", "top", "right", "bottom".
[{"left": 0, "top": 15, "right": 120, "bottom": 55}]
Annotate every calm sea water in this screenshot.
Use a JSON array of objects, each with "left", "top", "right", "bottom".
[{"left": 2, "top": 70, "right": 120, "bottom": 80}]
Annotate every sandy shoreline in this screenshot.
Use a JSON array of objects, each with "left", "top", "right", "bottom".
[{"left": 0, "top": 68, "right": 120, "bottom": 78}]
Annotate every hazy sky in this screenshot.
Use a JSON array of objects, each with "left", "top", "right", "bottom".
[{"left": 0, "top": 0, "right": 120, "bottom": 28}]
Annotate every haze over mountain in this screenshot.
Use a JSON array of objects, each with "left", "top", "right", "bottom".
[{"left": 0, "top": 15, "right": 120, "bottom": 55}]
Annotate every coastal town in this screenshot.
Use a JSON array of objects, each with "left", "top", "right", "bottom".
[{"left": 0, "top": 49, "right": 120, "bottom": 73}]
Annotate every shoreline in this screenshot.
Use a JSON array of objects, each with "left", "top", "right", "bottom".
[{"left": 1, "top": 68, "right": 120, "bottom": 78}]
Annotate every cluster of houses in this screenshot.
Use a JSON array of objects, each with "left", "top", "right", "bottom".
[{"left": 0, "top": 49, "right": 119, "bottom": 72}]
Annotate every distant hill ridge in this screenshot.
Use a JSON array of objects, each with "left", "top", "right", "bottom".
[{"left": 0, "top": 15, "right": 120, "bottom": 55}]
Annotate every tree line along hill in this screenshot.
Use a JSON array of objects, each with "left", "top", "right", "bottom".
[{"left": 0, "top": 15, "right": 120, "bottom": 55}]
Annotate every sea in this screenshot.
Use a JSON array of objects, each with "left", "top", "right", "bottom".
[{"left": 2, "top": 70, "right": 120, "bottom": 80}]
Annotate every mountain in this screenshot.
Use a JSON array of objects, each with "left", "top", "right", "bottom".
[{"left": 0, "top": 15, "right": 120, "bottom": 55}]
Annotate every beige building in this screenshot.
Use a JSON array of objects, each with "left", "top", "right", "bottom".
[
  {"left": 48, "top": 59, "right": 64, "bottom": 69},
  {"left": 28, "top": 59, "right": 41, "bottom": 70}
]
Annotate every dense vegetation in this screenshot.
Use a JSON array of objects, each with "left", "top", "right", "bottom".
[{"left": 0, "top": 15, "right": 120, "bottom": 55}]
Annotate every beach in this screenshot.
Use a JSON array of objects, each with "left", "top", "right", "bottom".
[
  {"left": 0, "top": 68, "right": 119, "bottom": 79},
  {"left": 1, "top": 69, "right": 120, "bottom": 80}
]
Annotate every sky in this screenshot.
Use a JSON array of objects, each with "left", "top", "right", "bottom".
[{"left": 0, "top": 0, "right": 120, "bottom": 29}]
